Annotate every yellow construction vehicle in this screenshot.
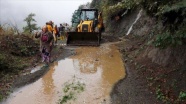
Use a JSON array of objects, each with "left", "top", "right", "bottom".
[{"left": 67, "top": 9, "right": 104, "bottom": 46}]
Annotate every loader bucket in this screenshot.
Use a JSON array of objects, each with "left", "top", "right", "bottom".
[{"left": 66, "top": 32, "right": 101, "bottom": 46}]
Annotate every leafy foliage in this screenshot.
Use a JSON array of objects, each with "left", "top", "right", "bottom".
[
  {"left": 0, "top": 23, "right": 20, "bottom": 35},
  {"left": 71, "top": 10, "right": 81, "bottom": 27},
  {"left": 90, "top": 0, "right": 142, "bottom": 25},
  {"left": 90, "top": 0, "right": 186, "bottom": 48},
  {"left": 0, "top": 52, "right": 29, "bottom": 72},
  {"left": 153, "top": 20, "right": 186, "bottom": 48},
  {"left": 0, "top": 34, "right": 39, "bottom": 56},
  {"left": 0, "top": 94, "right": 3, "bottom": 102},
  {"left": 59, "top": 77, "right": 85, "bottom": 104},
  {"left": 23, "top": 13, "right": 39, "bottom": 33},
  {"left": 0, "top": 31, "right": 39, "bottom": 73},
  {"left": 90, "top": 0, "right": 103, "bottom": 10},
  {"left": 107, "top": 0, "right": 139, "bottom": 14},
  {"left": 156, "top": 86, "right": 167, "bottom": 102},
  {"left": 179, "top": 91, "right": 186, "bottom": 100}
]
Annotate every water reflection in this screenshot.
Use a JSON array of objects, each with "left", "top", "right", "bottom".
[
  {"left": 41, "top": 62, "right": 57, "bottom": 103},
  {"left": 3, "top": 44, "right": 125, "bottom": 104},
  {"left": 70, "top": 44, "right": 125, "bottom": 103}
]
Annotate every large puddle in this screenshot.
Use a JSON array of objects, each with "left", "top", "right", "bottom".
[{"left": 3, "top": 43, "right": 126, "bottom": 104}]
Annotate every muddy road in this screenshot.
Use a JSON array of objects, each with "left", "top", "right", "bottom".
[{"left": 2, "top": 42, "right": 126, "bottom": 104}]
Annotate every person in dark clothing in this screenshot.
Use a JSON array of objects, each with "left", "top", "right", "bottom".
[{"left": 58, "top": 24, "right": 65, "bottom": 39}]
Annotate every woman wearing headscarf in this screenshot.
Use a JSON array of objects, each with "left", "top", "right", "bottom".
[{"left": 35, "top": 26, "right": 54, "bottom": 64}]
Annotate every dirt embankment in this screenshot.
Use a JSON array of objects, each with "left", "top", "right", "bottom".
[
  {"left": 110, "top": 8, "right": 186, "bottom": 103},
  {"left": 111, "top": 38, "right": 162, "bottom": 104}
]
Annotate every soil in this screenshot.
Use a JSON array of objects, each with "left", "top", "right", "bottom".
[
  {"left": 111, "top": 65, "right": 159, "bottom": 104},
  {"left": 110, "top": 33, "right": 186, "bottom": 103},
  {"left": 110, "top": 35, "right": 162, "bottom": 104}
]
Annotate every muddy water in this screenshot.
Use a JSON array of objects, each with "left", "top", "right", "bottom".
[{"left": 3, "top": 43, "right": 125, "bottom": 104}]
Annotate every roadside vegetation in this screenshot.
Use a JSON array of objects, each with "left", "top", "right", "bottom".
[
  {"left": 0, "top": 13, "right": 40, "bottom": 101},
  {"left": 91, "top": 0, "right": 186, "bottom": 48},
  {"left": 89, "top": 0, "right": 186, "bottom": 103},
  {"left": 59, "top": 76, "right": 85, "bottom": 104}
]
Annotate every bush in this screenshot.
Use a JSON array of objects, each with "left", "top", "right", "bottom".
[
  {"left": 0, "top": 34, "right": 39, "bottom": 56},
  {"left": 0, "top": 33, "right": 39, "bottom": 73},
  {"left": 0, "top": 52, "right": 30, "bottom": 73},
  {"left": 179, "top": 91, "right": 186, "bottom": 100},
  {"left": 103, "top": 0, "right": 141, "bottom": 21},
  {"left": 89, "top": 0, "right": 186, "bottom": 49},
  {"left": 153, "top": 25, "right": 186, "bottom": 49}
]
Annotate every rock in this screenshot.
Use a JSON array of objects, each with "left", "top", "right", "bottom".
[
  {"left": 91, "top": 70, "right": 96, "bottom": 73},
  {"left": 59, "top": 46, "right": 63, "bottom": 49},
  {"left": 110, "top": 55, "right": 114, "bottom": 57},
  {"left": 130, "top": 60, "right": 133, "bottom": 63},
  {"left": 124, "top": 59, "right": 127, "bottom": 62},
  {"left": 33, "top": 64, "right": 37, "bottom": 67},
  {"left": 95, "top": 59, "right": 99, "bottom": 61},
  {"left": 138, "top": 43, "right": 142, "bottom": 46},
  {"left": 71, "top": 52, "right": 76, "bottom": 55},
  {"left": 74, "top": 52, "right": 77, "bottom": 55}
]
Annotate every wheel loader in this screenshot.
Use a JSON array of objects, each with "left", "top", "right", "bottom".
[{"left": 67, "top": 9, "right": 104, "bottom": 46}]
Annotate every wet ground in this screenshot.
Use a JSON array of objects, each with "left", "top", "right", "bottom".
[{"left": 2, "top": 42, "right": 126, "bottom": 104}]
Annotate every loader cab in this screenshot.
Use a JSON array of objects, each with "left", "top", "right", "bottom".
[
  {"left": 80, "top": 10, "right": 96, "bottom": 20},
  {"left": 79, "top": 9, "right": 98, "bottom": 31}
]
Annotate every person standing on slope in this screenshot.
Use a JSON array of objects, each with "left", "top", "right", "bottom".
[{"left": 35, "top": 26, "right": 54, "bottom": 64}]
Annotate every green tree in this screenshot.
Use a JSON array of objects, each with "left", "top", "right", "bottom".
[
  {"left": 23, "top": 13, "right": 38, "bottom": 33},
  {"left": 71, "top": 10, "right": 81, "bottom": 27}
]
